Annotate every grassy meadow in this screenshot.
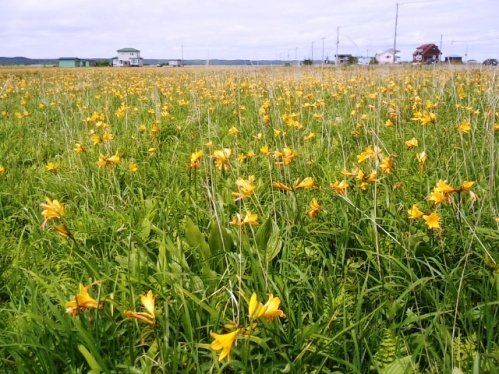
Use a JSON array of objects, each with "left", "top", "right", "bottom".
[{"left": 0, "top": 64, "right": 498, "bottom": 373}]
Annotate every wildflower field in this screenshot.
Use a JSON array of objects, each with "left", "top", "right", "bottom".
[{"left": 0, "top": 65, "right": 497, "bottom": 373}]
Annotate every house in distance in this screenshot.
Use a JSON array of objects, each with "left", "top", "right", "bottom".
[
  {"left": 58, "top": 57, "right": 96, "bottom": 68},
  {"left": 375, "top": 48, "right": 400, "bottom": 64},
  {"left": 413, "top": 44, "right": 441, "bottom": 64},
  {"left": 444, "top": 56, "right": 463, "bottom": 64},
  {"left": 334, "top": 54, "right": 355, "bottom": 65},
  {"left": 168, "top": 59, "right": 183, "bottom": 67},
  {"left": 112, "top": 48, "right": 144, "bottom": 67}
]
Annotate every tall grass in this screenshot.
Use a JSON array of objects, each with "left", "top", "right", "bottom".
[{"left": 0, "top": 65, "right": 497, "bottom": 373}]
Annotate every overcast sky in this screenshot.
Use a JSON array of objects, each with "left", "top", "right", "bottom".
[{"left": 1, "top": 0, "right": 498, "bottom": 62}]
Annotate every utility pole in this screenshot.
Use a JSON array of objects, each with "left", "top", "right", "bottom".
[
  {"left": 321, "top": 37, "right": 325, "bottom": 65},
  {"left": 311, "top": 41, "right": 314, "bottom": 62},
  {"left": 335, "top": 27, "right": 339, "bottom": 66},
  {"left": 439, "top": 34, "right": 443, "bottom": 62},
  {"left": 393, "top": 3, "right": 399, "bottom": 64}
]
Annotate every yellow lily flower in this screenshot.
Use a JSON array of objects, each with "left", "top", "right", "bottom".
[
  {"left": 210, "top": 329, "right": 240, "bottom": 361},
  {"left": 416, "top": 151, "right": 427, "bottom": 164},
  {"left": 282, "top": 147, "right": 297, "bottom": 166},
  {"left": 423, "top": 212, "right": 441, "bottom": 230},
  {"left": 40, "top": 197, "right": 65, "bottom": 227},
  {"left": 53, "top": 223, "right": 71, "bottom": 238},
  {"left": 74, "top": 143, "right": 86, "bottom": 154},
  {"left": 459, "top": 180, "right": 475, "bottom": 192},
  {"left": 428, "top": 180, "right": 456, "bottom": 205},
  {"left": 428, "top": 190, "right": 448, "bottom": 205},
  {"left": 102, "top": 132, "right": 113, "bottom": 142},
  {"left": 274, "top": 147, "right": 296, "bottom": 166},
  {"left": 303, "top": 132, "right": 316, "bottom": 141},
  {"left": 457, "top": 121, "right": 471, "bottom": 134},
  {"left": 407, "top": 204, "right": 424, "bottom": 219},
  {"left": 272, "top": 181, "right": 293, "bottom": 192},
  {"left": 228, "top": 126, "right": 239, "bottom": 136},
  {"left": 355, "top": 169, "right": 366, "bottom": 182},
  {"left": 128, "top": 162, "right": 138, "bottom": 173},
  {"left": 294, "top": 177, "right": 317, "bottom": 190},
  {"left": 232, "top": 175, "right": 256, "bottom": 201},
  {"left": 357, "top": 146, "right": 375, "bottom": 164},
  {"left": 91, "top": 133, "right": 102, "bottom": 145},
  {"left": 107, "top": 153, "right": 121, "bottom": 165},
  {"left": 261, "top": 294, "right": 286, "bottom": 320},
  {"left": 248, "top": 293, "right": 286, "bottom": 321},
  {"left": 341, "top": 167, "right": 358, "bottom": 177},
  {"left": 46, "top": 162, "right": 59, "bottom": 173},
  {"left": 246, "top": 150, "right": 256, "bottom": 159},
  {"left": 125, "top": 290, "right": 156, "bottom": 326},
  {"left": 405, "top": 137, "right": 418, "bottom": 149},
  {"left": 330, "top": 180, "right": 349, "bottom": 196},
  {"left": 189, "top": 150, "right": 203, "bottom": 169},
  {"left": 248, "top": 293, "right": 266, "bottom": 320},
  {"left": 456, "top": 181, "right": 476, "bottom": 198},
  {"left": 231, "top": 211, "right": 259, "bottom": 227},
  {"left": 434, "top": 180, "right": 455, "bottom": 194},
  {"left": 65, "top": 283, "right": 102, "bottom": 317},
  {"left": 367, "top": 171, "right": 378, "bottom": 183},
  {"left": 97, "top": 153, "right": 121, "bottom": 168},
  {"left": 97, "top": 154, "right": 108, "bottom": 168},
  {"left": 307, "top": 198, "right": 321, "bottom": 219},
  {"left": 380, "top": 156, "right": 395, "bottom": 174},
  {"left": 212, "top": 148, "right": 232, "bottom": 171}
]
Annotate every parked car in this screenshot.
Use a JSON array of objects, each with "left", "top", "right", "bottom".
[{"left": 483, "top": 58, "right": 498, "bottom": 66}]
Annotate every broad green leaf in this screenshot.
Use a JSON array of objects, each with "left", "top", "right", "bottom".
[
  {"left": 78, "top": 344, "right": 102, "bottom": 374},
  {"left": 140, "top": 217, "right": 152, "bottom": 241},
  {"left": 255, "top": 216, "right": 273, "bottom": 252},
  {"left": 265, "top": 226, "right": 283, "bottom": 262},
  {"left": 380, "top": 356, "right": 413, "bottom": 374},
  {"left": 184, "top": 217, "right": 211, "bottom": 260},
  {"left": 208, "top": 220, "right": 233, "bottom": 254},
  {"left": 246, "top": 334, "right": 271, "bottom": 350}
]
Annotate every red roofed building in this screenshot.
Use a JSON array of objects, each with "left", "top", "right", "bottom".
[{"left": 413, "top": 44, "right": 441, "bottom": 64}]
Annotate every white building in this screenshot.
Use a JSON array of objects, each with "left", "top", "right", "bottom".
[
  {"left": 112, "top": 48, "right": 143, "bottom": 67},
  {"left": 168, "top": 59, "right": 183, "bottom": 67},
  {"left": 375, "top": 48, "right": 400, "bottom": 64}
]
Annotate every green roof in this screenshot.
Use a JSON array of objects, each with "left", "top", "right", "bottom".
[{"left": 117, "top": 48, "right": 140, "bottom": 52}]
